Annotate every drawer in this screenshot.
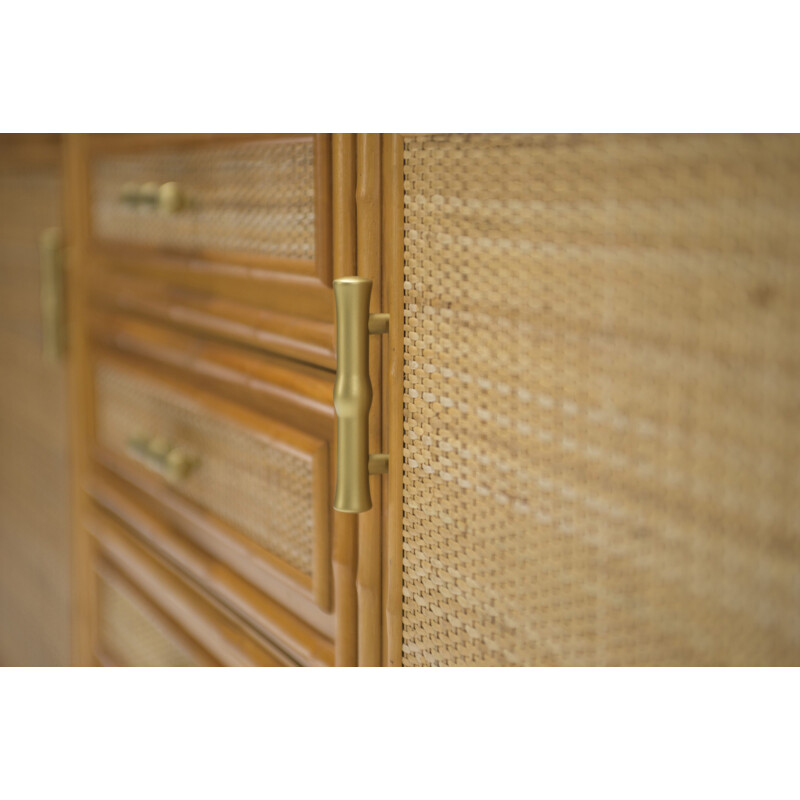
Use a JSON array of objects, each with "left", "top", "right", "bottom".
[
  {"left": 96, "top": 565, "right": 201, "bottom": 666},
  {"left": 89, "top": 134, "right": 330, "bottom": 279},
  {"left": 85, "top": 134, "right": 336, "bottom": 370},
  {"left": 92, "top": 357, "right": 332, "bottom": 612},
  {"left": 89, "top": 508, "right": 293, "bottom": 667}
]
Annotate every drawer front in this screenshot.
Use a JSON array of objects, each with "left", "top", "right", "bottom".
[
  {"left": 93, "top": 359, "right": 330, "bottom": 609},
  {"left": 90, "top": 135, "right": 324, "bottom": 274},
  {"left": 90, "top": 510, "right": 293, "bottom": 667},
  {"left": 97, "top": 569, "right": 201, "bottom": 667}
]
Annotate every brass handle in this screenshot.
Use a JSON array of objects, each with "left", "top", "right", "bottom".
[
  {"left": 119, "top": 181, "right": 185, "bottom": 214},
  {"left": 126, "top": 433, "right": 200, "bottom": 483},
  {"left": 333, "top": 277, "right": 389, "bottom": 513},
  {"left": 39, "top": 228, "right": 66, "bottom": 362}
]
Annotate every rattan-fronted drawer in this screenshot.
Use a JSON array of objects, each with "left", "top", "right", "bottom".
[
  {"left": 89, "top": 509, "right": 293, "bottom": 667},
  {"left": 92, "top": 357, "right": 331, "bottom": 611},
  {"left": 96, "top": 567, "right": 201, "bottom": 667},
  {"left": 89, "top": 134, "right": 330, "bottom": 279}
]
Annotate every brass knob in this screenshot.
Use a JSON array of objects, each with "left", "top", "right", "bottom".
[
  {"left": 157, "top": 181, "right": 184, "bottom": 214},
  {"left": 146, "top": 434, "right": 171, "bottom": 458},
  {"left": 139, "top": 182, "right": 159, "bottom": 206},
  {"left": 119, "top": 182, "right": 184, "bottom": 214},
  {"left": 126, "top": 434, "right": 200, "bottom": 483},
  {"left": 163, "top": 448, "right": 195, "bottom": 482}
]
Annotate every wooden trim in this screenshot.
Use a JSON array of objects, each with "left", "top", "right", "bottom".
[
  {"left": 86, "top": 132, "right": 312, "bottom": 154},
  {"left": 382, "top": 134, "right": 406, "bottom": 666},
  {"left": 89, "top": 311, "right": 335, "bottom": 439},
  {"left": 94, "top": 241, "right": 318, "bottom": 279},
  {"left": 92, "top": 251, "right": 334, "bottom": 323},
  {"left": 64, "top": 133, "right": 95, "bottom": 665},
  {"left": 331, "top": 134, "right": 359, "bottom": 666},
  {"left": 355, "top": 134, "right": 383, "bottom": 666},
  {"left": 88, "top": 477, "right": 332, "bottom": 665},
  {"left": 0, "top": 134, "right": 62, "bottom": 167},
  {"left": 93, "top": 557, "right": 221, "bottom": 667},
  {"left": 315, "top": 134, "right": 334, "bottom": 286},
  {"left": 312, "top": 443, "right": 332, "bottom": 609},
  {"left": 89, "top": 459, "right": 334, "bottom": 636},
  {"left": 90, "top": 511, "right": 297, "bottom": 666},
  {"left": 91, "top": 271, "right": 336, "bottom": 370},
  {"left": 89, "top": 350, "right": 333, "bottom": 611},
  {"left": 333, "top": 135, "right": 357, "bottom": 284}
]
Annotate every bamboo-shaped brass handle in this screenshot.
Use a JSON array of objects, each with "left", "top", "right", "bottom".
[{"left": 333, "top": 277, "right": 389, "bottom": 513}]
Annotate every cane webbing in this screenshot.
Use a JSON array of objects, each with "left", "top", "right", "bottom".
[
  {"left": 92, "top": 138, "right": 315, "bottom": 261},
  {"left": 97, "top": 575, "right": 197, "bottom": 667},
  {"left": 401, "top": 133, "right": 800, "bottom": 666},
  {"left": 95, "top": 363, "right": 316, "bottom": 577}
]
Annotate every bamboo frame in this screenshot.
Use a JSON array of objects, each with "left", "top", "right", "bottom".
[
  {"left": 331, "top": 134, "right": 359, "bottom": 666},
  {"left": 64, "top": 134, "right": 96, "bottom": 665},
  {"left": 381, "top": 134, "right": 406, "bottom": 666},
  {"left": 355, "top": 134, "right": 383, "bottom": 666}
]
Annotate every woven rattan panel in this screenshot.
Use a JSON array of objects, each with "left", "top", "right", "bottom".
[
  {"left": 91, "top": 138, "right": 315, "bottom": 260},
  {"left": 401, "top": 133, "right": 800, "bottom": 666},
  {"left": 95, "top": 363, "right": 315, "bottom": 577},
  {"left": 0, "top": 160, "right": 71, "bottom": 666},
  {"left": 97, "top": 575, "right": 197, "bottom": 666}
]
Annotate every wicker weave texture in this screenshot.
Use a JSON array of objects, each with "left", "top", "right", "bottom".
[
  {"left": 97, "top": 575, "right": 197, "bottom": 666},
  {"left": 91, "top": 138, "right": 315, "bottom": 260},
  {"left": 401, "top": 133, "right": 800, "bottom": 666},
  {"left": 0, "top": 162, "right": 71, "bottom": 666},
  {"left": 95, "top": 363, "right": 316, "bottom": 577}
]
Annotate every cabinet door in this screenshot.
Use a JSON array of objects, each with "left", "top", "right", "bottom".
[
  {"left": 0, "top": 136, "right": 71, "bottom": 665},
  {"left": 379, "top": 133, "right": 800, "bottom": 666}
]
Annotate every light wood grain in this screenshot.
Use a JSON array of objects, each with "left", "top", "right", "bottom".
[
  {"left": 89, "top": 311, "right": 335, "bottom": 438},
  {"left": 331, "top": 134, "right": 359, "bottom": 666},
  {"left": 64, "top": 134, "right": 101, "bottom": 665},
  {"left": 381, "top": 134, "right": 405, "bottom": 666},
  {"left": 355, "top": 134, "right": 383, "bottom": 666},
  {"left": 92, "top": 270, "right": 336, "bottom": 369}
]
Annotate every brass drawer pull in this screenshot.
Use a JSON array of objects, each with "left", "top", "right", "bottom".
[
  {"left": 126, "top": 433, "right": 200, "bottom": 482},
  {"left": 332, "top": 277, "right": 389, "bottom": 513},
  {"left": 119, "top": 181, "right": 185, "bottom": 214}
]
